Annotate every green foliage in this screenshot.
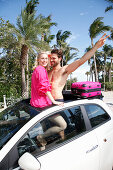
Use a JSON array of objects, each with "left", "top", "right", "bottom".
[
  {"left": 65, "top": 78, "right": 77, "bottom": 90},
  {"left": 105, "top": 0, "right": 113, "bottom": 12},
  {"left": 0, "top": 54, "right": 21, "bottom": 101},
  {"left": 25, "top": 0, "right": 39, "bottom": 14},
  {"left": 53, "top": 30, "right": 79, "bottom": 66},
  {"left": 0, "top": 0, "right": 57, "bottom": 98},
  {"left": 102, "top": 82, "right": 113, "bottom": 90},
  {"left": 89, "top": 17, "right": 112, "bottom": 40}
]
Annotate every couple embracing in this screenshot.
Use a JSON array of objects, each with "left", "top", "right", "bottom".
[
  {"left": 30, "top": 34, "right": 109, "bottom": 149},
  {"left": 30, "top": 33, "right": 109, "bottom": 108}
]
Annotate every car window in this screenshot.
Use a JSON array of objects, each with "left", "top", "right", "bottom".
[
  {"left": 84, "top": 104, "right": 110, "bottom": 128},
  {"left": 0, "top": 103, "right": 39, "bottom": 149},
  {"left": 17, "top": 106, "right": 86, "bottom": 156}
]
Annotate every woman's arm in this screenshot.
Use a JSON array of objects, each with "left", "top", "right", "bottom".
[
  {"left": 46, "top": 91, "right": 64, "bottom": 106},
  {"left": 36, "top": 66, "right": 64, "bottom": 106}
]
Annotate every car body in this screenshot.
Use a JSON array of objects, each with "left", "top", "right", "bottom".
[{"left": 0, "top": 97, "right": 113, "bottom": 170}]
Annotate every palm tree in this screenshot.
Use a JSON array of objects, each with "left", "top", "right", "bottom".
[
  {"left": 85, "top": 46, "right": 93, "bottom": 81},
  {"left": 105, "top": 0, "right": 113, "bottom": 12},
  {"left": 53, "top": 30, "right": 78, "bottom": 90},
  {"left": 53, "top": 30, "right": 78, "bottom": 66},
  {"left": 63, "top": 45, "right": 78, "bottom": 65},
  {"left": 95, "top": 51, "right": 104, "bottom": 80},
  {"left": 107, "top": 45, "right": 113, "bottom": 82},
  {"left": 0, "top": 1, "right": 56, "bottom": 98},
  {"left": 56, "top": 30, "right": 72, "bottom": 48},
  {"left": 105, "top": 0, "right": 113, "bottom": 41},
  {"left": 85, "top": 71, "right": 90, "bottom": 81},
  {"left": 89, "top": 17, "right": 111, "bottom": 82},
  {"left": 102, "top": 44, "right": 111, "bottom": 90}
]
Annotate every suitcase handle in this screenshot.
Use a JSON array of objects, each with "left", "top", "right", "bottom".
[{"left": 82, "top": 84, "right": 87, "bottom": 87}]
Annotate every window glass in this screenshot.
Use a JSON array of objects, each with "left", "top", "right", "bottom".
[
  {"left": 18, "top": 106, "right": 86, "bottom": 156},
  {"left": 84, "top": 104, "right": 110, "bottom": 127},
  {"left": 0, "top": 103, "right": 39, "bottom": 149}
]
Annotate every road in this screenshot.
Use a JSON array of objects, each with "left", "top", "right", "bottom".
[{"left": 102, "top": 91, "right": 113, "bottom": 112}]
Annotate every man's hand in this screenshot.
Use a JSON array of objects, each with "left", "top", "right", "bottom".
[
  {"left": 95, "top": 33, "right": 110, "bottom": 49},
  {"left": 64, "top": 33, "right": 110, "bottom": 75}
]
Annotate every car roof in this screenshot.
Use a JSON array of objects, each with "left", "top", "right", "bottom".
[
  {"left": 21, "top": 98, "right": 55, "bottom": 112},
  {"left": 21, "top": 91, "right": 103, "bottom": 112}
]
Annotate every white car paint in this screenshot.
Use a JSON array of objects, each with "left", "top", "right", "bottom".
[{"left": 0, "top": 99, "right": 113, "bottom": 170}]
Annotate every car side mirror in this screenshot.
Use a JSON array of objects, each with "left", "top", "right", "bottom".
[{"left": 18, "top": 152, "right": 41, "bottom": 170}]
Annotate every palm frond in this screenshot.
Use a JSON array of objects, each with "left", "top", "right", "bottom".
[
  {"left": 105, "top": 6, "right": 113, "bottom": 12},
  {"left": 25, "top": 0, "right": 39, "bottom": 14},
  {"left": 105, "top": 0, "right": 113, "bottom": 3},
  {"left": 89, "top": 17, "right": 111, "bottom": 39}
]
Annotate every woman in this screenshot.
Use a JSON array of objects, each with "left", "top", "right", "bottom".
[
  {"left": 30, "top": 52, "right": 63, "bottom": 108},
  {"left": 30, "top": 52, "right": 66, "bottom": 150}
]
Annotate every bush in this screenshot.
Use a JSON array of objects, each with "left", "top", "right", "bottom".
[{"left": 101, "top": 82, "right": 113, "bottom": 91}]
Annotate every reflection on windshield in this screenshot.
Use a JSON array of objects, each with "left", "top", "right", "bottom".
[{"left": 0, "top": 102, "right": 39, "bottom": 149}]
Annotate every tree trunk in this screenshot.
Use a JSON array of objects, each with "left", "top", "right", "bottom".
[
  {"left": 26, "top": 53, "right": 29, "bottom": 98},
  {"left": 20, "top": 44, "right": 29, "bottom": 99},
  {"left": 89, "top": 62, "right": 92, "bottom": 81},
  {"left": 41, "top": 33, "right": 44, "bottom": 41},
  {"left": 109, "top": 57, "right": 113, "bottom": 82},
  {"left": 103, "top": 56, "right": 106, "bottom": 91},
  {"left": 92, "top": 70, "right": 94, "bottom": 82},
  {"left": 91, "top": 40, "right": 98, "bottom": 82},
  {"left": 103, "top": 65, "right": 106, "bottom": 91},
  {"left": 93, "top": 53, "right": 98, "bottom": 82}
]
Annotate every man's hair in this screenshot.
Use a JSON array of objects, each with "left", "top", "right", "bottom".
[{"left": 51, "top": 49, "right": 63, "bottom": 59}]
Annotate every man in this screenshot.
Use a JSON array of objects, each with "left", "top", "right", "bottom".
[{"left": 48, "top": 33, "right": 109, "bottom": 100}]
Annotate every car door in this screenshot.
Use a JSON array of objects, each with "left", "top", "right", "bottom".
[
  {"left": 84, "top": 103, "right": 113, "bottom": 170},
  {"left": 17, "top": 105, "right": 100, "bottom": 170}
]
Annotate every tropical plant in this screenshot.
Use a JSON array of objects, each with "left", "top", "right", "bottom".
[
  {"left": 85, "top": 46, "right": 93, "bottom": 81},
  {"left": 0, "top": 0, "right": 56, "bottom": 98},
  {"left": 53, "top": 30, "right": 78, "bottom": 66},
  {"left": 105, "top": 0, "right": 113, "bottom": 12},
  {"left": 52, "top": 30, "right": 78, "bottom": 90},
  {"left": 85, "top": 71, "right": 90, "bottom": 81},
  {"left": 0, "top": 53, "right": 21, "bottom": 101},
  {"left": 105, "top": 0, "right": 113, "bottom": 41},
  {"left": 101, "top": 44, "right": 111, "bottom": 90},
  {"left": 107, "top": 45, "right": 113, "bottom": 82},
  {"left": 89, "top": 17, "right": 111, "bottom": 82}
]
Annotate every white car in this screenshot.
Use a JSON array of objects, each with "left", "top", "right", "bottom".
[{"left": 0, "top": 97, "right": 113, "bottom": 170}]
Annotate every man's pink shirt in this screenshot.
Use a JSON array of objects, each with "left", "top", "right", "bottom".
[{"left": 30, "top": 65, "right": 52, "bottom": 108}]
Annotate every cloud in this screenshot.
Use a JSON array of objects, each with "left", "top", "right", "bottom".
[
  {"left": 66, "top": 33, "right": 80, "bottom": 44},
  {"left": 80, "top": 12, "right": 85, "bottom": 16},
  {"left": 80, "top": 12, "right": 88, "bottom": 16}
]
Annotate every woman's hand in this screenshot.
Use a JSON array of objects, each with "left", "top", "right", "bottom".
[
  {"left": 53, "top": 100, "right": 64, "bottom": 106},
  {"left": 46, "top": 91, "right": 64, "bottom": 106}
]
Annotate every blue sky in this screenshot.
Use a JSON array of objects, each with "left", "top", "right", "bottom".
[{"left": 0, "top": 0, "right": 113, "bottom": 81}]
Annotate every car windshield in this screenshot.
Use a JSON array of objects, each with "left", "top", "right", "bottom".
[{"left": 0, "top": 101, "right": 40, "bottom": 149}]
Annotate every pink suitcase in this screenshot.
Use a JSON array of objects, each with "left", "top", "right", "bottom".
[{"left": 71, "top": 81, "right": 101, "bottom": 98}]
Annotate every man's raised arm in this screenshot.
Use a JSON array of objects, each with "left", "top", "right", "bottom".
[{"left": 65, "top": 33, "right": 110, "bottom": 75}]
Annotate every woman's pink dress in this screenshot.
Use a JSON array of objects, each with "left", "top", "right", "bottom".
[{"left": 30, "top": 65, "right": 52, "bottom": 108}]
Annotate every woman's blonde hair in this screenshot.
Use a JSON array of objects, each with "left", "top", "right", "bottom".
[{"left": 33, "top": 51, "right": 51, "bottom": 70}]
